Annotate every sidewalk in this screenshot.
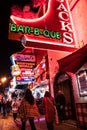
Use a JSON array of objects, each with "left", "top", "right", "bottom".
[
  {"left": 0, "top": 114, "right": 84, "bottom": 130},
  {"left": 0, "top": 115, "right": 19, "bottom": 130}
]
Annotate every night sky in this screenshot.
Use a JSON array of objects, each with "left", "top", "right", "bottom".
[{"left": 0, "top": 1, "right": 24, "bottom": 77}]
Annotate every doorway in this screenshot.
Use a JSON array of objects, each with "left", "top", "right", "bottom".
[{"left": 54, "top": 72, "right": 77, "bottom": 124}]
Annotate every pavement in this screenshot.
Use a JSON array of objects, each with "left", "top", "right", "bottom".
[{"left": 0, "top": 113, "right": 84, "bottom": 130}]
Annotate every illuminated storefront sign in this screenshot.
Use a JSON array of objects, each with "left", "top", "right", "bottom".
[
  {"left": 16, "top": 75, "right": 34, "bottom": 82},
  {"left": 11, "top": 53, "right": 36, "bottom": 70},
  {"left": 12, "top": 54, "right": 36, "bottom": 62},
  {"left": 16, "top": 61, "right": 36, "bottom": 69},
  {"left": 16, "top": 69, "right": 35, "bottom": 82},
  {"left": 11, "top": 64, "right": 21, "bottom": 76},
  {"left": 9, "top": 0, "right": 78, "bottom": 50},
  {"left": 21, "top": 69, "right": 34, "bottom": 77},
  {"left": 11, "top": 54, "right": 36, "bottom": 83}
]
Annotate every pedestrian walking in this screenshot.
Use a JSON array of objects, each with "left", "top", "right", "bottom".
[
  {"left": 2, "top": 96, "right": 7, "bottom": 118},
  {"left": 7, "top": 99, "right": 12, "bottom": 115},
  {"left": 42, "top": 91, "right": 56, "bottom": 130},
  {"left": 18, "top": 88, "right": 40, "bottom": 130},
  {"left": 11, "top": 98, "right": 19, "bottom": 121}
]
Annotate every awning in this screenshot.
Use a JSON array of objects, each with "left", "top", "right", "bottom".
[{"left": 57, "top": 44, "right": 87, "bottom": 73}]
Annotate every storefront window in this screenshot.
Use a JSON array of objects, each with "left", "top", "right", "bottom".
[{"left": 76, "top": 70, "right": 87, "bottom": 96}]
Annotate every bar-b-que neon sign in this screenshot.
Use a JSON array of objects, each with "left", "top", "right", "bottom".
[{"left": 9, "top": 0, "right": 77, "bottom": 49}]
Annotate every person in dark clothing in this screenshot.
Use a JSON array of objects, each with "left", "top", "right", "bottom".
[
  {"left": 55, "top": 90, "right": 66, "bottom": 122},
  {"left": 2, "top": 97, "right": 7, "bottom": 118},
  {"left": 7, "top": 99, "right": 12, "bottom": 115}
]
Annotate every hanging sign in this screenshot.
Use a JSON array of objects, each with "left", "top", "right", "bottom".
[
  {"left": 12, "top": 54, "right": 36, "bottom": 62},
  {"left": 8, "top": 0, "right": 78, "bottom": 50}
]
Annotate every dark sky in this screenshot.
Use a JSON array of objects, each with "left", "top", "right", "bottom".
[{"left": 0, "top": 1, "right": 24, "bottom": 77}]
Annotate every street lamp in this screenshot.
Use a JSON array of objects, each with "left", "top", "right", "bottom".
[
  {"left": 0, "top": 77, "right": 7, "bottom": 94},
  {"left": 1, "top": 77, "right": 7, "bottom": 83}
]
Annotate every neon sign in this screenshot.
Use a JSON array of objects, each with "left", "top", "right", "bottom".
[
  {"left": 12, "top": 54, "right": 36, "bottom": 62},
  {"left": 10, "top": 24, "right": 61, "bottom": 40},
  {"left": 9, "top": 0, "right": 78, "bottom": 50},
  {"left": 16, "top": 61, "right": 36, "bottom": 69}
]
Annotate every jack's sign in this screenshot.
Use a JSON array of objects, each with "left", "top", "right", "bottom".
[{"left": 8, "top": 0, "right": 78, "bottom": 50}]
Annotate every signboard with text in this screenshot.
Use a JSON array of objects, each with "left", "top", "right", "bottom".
[
  {"left": 16, "top": 69, "right": 35, "bottom": 82},
  {"left": 8, "top": 0, "right": 78, "bottom": 50},
  {"left": 11, "top": 53, "right": 36, "bottom": 82},
  {"left": 12, "top": 54, "right": 36, "bottom": 62}
]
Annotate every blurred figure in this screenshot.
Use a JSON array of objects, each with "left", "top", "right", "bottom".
[
  {"left": 55, "top": 90, "right": 66, "bottom": 122},
  {"left": 0, "top": 93, "right": 3, "bottom": 113},
  {"left": 42, "top": 91, "right": 56, "bottom": 130},
  {"left": 18, "top": 88, "right": 40, "bottom": 130},
  {"left": 2, "top": 96, "right": 7, "bottom": 118},
  {"left": 17, "top": 98, "right": 22, "bottom": 108},
  {"left": 0, "top": 99, "right": 2, "bottom": 114},
  {"left": 7, "top": 99, "right": 12, "bottom": 115},
  {"left": 36, "top": 92, "right": 43, "bottom": 114},
  {"left": 11, "top": 98, "right": 19, "bottom": 121}
]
